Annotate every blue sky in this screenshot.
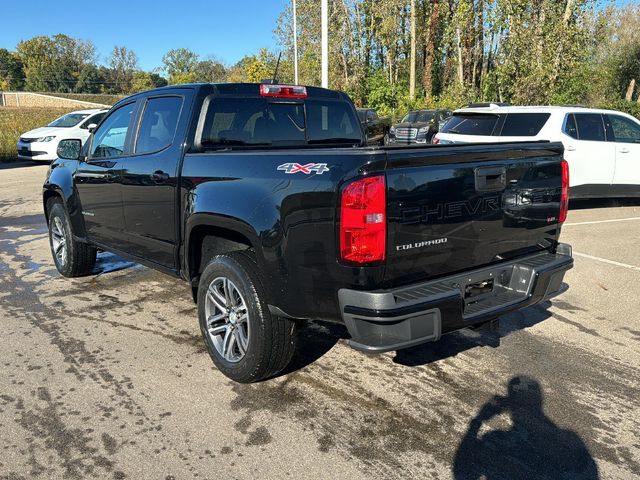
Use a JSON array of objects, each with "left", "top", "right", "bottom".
[{"left": 0, "top": 0, "right": 289, "bottom": 70}]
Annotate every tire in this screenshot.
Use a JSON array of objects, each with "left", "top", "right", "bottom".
[
  {"left": 382, "top": 133, "right": 390, "bottom": 146},
  {"left": 197, "top": 250, "right": 296, "bottom": 383},
  {"left": 47, "top": 198, "right": 97, "bottom": 277}
]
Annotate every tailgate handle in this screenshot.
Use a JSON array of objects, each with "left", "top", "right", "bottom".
[{"left": 475, "top": 166, "right": 506, "bottom": 192}]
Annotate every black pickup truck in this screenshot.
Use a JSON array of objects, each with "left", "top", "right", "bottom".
[
  {"left": 44, "top": 83, "right": 573, "bottom": 383},
  {"left": 357, "top": 108, "right": 392, "bottom": 145}
]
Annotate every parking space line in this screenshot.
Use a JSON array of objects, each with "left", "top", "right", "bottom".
[
  {"left": 564, "top": 216, "right": 640, "bottom": 226},
  {"left": 573, "top": 251, "right": 640, "bottom": 272}
]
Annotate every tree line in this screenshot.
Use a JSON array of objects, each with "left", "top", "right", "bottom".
[{"left": 1, "top": 1, "right": 639, "bottom": 118}]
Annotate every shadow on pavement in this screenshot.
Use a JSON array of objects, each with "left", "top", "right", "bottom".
[
  {"left": 570, "top": 197, "right": 640, "bottom": 210},
  {"left": 392, "top": 301, "right": 554, "bottom": 367},
  {"left": 0, "top": 160, "right": 44, "bottom": 170},
  {"left": 453, "top": 375, "right": 599, "bottom": 479}
]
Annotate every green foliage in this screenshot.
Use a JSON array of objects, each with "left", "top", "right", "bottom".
[
  {"left": 0, "top": 48, "right": 24, "bottom": 90},
  {"left": 0, "top": 107, "right": 71, "bottom": 161},
  {"left": 130, "top": 71, "right": 168, "bottom": 93}
]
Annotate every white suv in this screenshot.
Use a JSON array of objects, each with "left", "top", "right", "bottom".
[
  {"left": 433, "top": 105, "right": 640, "bottom": 198},
  {"left": 17, "top": 108, "right": 108, "bottom": 162}
]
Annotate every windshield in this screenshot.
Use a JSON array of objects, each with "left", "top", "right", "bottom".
[
  {"left": 401, "top": 111, "right": 435, "bottom": 123},
  {"left": 200, "top": 97, "right": 362, "bottom": 148},
  {"left": 48, "top": 113, "right": 91, "bottom": 128}
]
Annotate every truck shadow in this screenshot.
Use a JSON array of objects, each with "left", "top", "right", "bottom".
[
  {"left": 393, "top": 302, "right": 554, "bottom": 367},
  {"left": 570, "top": 198, "right": 640, "bottom": 210},
  {"left": 452, "top": 375, "right": 599, "bottom": 479}
]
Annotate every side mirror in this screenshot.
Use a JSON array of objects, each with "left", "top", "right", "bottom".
[
  {"left": 57, "top": 139, "right": 83, "bottom": 161},
  {"left": 87, "top": 123, "right": 98, "bottom": 133}
]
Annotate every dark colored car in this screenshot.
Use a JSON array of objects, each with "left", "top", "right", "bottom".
[
  {"left": 389, "top": 109, "right": 452, "bottom": 144},
  {"left": 44, "top": 82, "right": 573, "bottom": 383},
  {"left": 356, "top": 108, "right": 392, "bottom": 145}
]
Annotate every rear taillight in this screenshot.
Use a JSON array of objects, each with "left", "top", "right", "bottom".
[
  {"left": 260, "top": 84, "right": 307, "bottom": 98},
  {"left": 339, "top": 175, "right": 386, "bottom": 264},
  {"left": 559, "top": 159, "right": 569, "bottom": 223},
  {"left": 431, "top": 136, "right": 440, "bottom": 145}
]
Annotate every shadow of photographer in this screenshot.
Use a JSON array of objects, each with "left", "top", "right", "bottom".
[{"left": 453, "top": 375, "right": 598, "bottom": 479}]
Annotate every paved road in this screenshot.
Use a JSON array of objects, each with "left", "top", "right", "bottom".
[{"left": 1, "top": 164, "right": 638, "bottom": 479}]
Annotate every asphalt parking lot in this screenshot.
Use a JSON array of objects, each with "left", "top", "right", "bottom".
[{"left": 1, "top": 162, "right": 638, "bottom": 479}]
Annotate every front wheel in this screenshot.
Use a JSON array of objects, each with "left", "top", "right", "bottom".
[
  {"left": 198, "top": 251, "right": 296, "bottom": 383},
  {"left": 47, "top": 199, "right": 96, "bottom": 277},
  {"left": 382, "top": 133, "right": 390, "bottom": 146}
]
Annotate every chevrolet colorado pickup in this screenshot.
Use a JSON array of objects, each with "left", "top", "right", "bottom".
[{"left": 44, "top": 83, "right": 573, "bottom": 383}]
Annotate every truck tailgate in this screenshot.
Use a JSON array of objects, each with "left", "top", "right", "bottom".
[{"left": 383, "top": 143, "right": 564, "bottom": 285}]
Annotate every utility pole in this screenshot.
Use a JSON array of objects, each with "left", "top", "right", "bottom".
[
  {"left": 409, "top": 0, "right": 416, "bottom": 99},
  {"left": 321, "top": 0, "right": 328, "bottom": 88},
  {"left": 293, "top": 0, "right": 299, "bottom": 84}
]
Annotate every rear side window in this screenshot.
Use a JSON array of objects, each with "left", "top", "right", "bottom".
[
  {"left": 200, "top": 97, "right": 361, "bottom": 148},
  {"left": 500, "top": 113, "right": 550, "bottom": 136},
  {"left": 440, "top": 114, "right": 499, "bottom": 136},
  {"left": 574, "top": 113, "right": 606, "bottom": 142},
  {"left": 136, "top": 96, "right": 183, "bottom": 154},
  {"left": 563, "top": 114, "right": 578, "bottom": 139},
  {"left": 609, "top": 115, "right": 640, "bottom": 144}
]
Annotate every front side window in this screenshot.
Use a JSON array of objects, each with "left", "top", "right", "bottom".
[
  {"left": 135, "top": 97, "right": 183, "bottom": 154},
  {"left": 80, "top": 112, "right": 106, "bottom": 130},
  {"left": 90, "top": 103, "right": 136, "bottom": 158},
  {"left": 501, "top": 113, "right": 550, "bottom": 136},
  {"left": 48, "top": 113, "right": 90, "bottom": 128},
  {"left": 609, "top": 115, "right": 640, "bottom": 144},
  {"left": 574, "top": 113, "right": 606, "bottom": 142},
  {"left": 440, "top": 114, "right": 500, "bottom": 136}
]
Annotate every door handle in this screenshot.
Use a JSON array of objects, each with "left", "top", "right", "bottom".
[
  {"left": 105, "top": 172, "right": 118, "bottom": 182},
  {"left": 150, "top": 171, "right": 169, "bottom": 182},
  {"left": 619, "top": 148, "right": 630, "bottom": 153},
  {"left": 566, "top": 145, "right": 576, "bottom": 151}
]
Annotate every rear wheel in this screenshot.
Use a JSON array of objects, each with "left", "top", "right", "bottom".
[
  {"left": 47, "top": 198, "right": 96, "bottom": 277},
  {"left": 197, "top": 251, "right": 296, "bottom": 383}
]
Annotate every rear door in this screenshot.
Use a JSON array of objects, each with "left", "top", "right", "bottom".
[
  {"left": 75, "top": 101, "right": 138, "bottom": 247},
  {"left": 563, "top": 113, "right": 615, "bottom": 191},
  {"left": 119, "top": 93, "right": 190, "bottom": 268},
  {"left": 607, "top": 113, "right": 640, "bottom": 191},
  {"left": 384, "top": 143, "right": 564, "bottom": 283}
]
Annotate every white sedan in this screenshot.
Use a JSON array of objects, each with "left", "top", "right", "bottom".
[{"left": 17, "top": 108, "right": 108, "bottom": 162}]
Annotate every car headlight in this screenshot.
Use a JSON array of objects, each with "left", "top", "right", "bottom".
[
  {"left": 390, "top": 126, "right": 396, "bottom": 133},
  {"left": 36, "top": 136, "right": 56, "bottom": 142},
  {"left": 418, "top": 126, "right": 429, "bottom": 134}
]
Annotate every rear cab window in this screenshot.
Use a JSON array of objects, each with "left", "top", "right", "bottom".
[
  {"left": 198, "top": 89, "right": 362, "bottom": 149},
  {"left": 440, "top": 113, "right": 500, "bottom": 136},
  {"left": 500, "top": 113, "right": 550, "bottom": 136}
]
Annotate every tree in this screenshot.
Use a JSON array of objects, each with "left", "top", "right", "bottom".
[
  {"left": 194, "top": 57, "right": 227, "bottom": 83},
  {"left": 16, "top": 34, "right": 97, "bottom": 92},
  {"left": 108, "top": 46, "right": 138, "bottom": 93},
  {"left": 163, "top": 48, "right": 200, "bottom": 84},
  {"left": 0, "top": 48, "right": 24, "bottom": 90},
  {"left": 76, "top": 64, "right": 104, "bottom": 93}
]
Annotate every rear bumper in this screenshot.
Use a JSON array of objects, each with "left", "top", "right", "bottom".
[{"left": 338, "top": 244, "right": 573, "bottom": 352}]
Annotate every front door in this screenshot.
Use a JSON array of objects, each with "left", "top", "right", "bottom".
[
  {"left": 608, "top": 114, "right": 640, "bottom": 193},
  {"left": 119, "top": 95, "right": 186, "bottom": 268},
  {"left": 74, "top": 101, "right": 137, "bottom": 248}
]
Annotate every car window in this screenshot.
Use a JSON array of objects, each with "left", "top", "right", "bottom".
[
  {"left": 574, "top": 113, "right": 606, "bottom": 142},
  {"left": 135, "top": 97, "right": 183, "bottom": 154},
  {"left": 90, "top": 103, "right": 136, "bottom": 159},
  {"left": 609, "top": 115, "right": 640, "bottom": 144},
  {"left": 80, "top": 112, "right": 106, "bottom": 130},
  {"left": 500, "top": 113, "right": 550, "bottom": 136},
  {"left": 48, "top": 113, "right": 91, "bottom": 128},
  {"left": 416, "top": 111, "right": 435, "bottom": 123},
  {"left": 200, "top": 97, "right": 360, "bottom": 148},
  {"left": 563, "top": 114, "right": 578, "bottom": 139},
  {"left": 440, "top": 114, "right": 500, "bottom": 136},
  {"left": 367, "top": 110, "right": 376, "bottom": 121}
]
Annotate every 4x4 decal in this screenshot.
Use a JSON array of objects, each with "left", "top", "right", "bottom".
[{"left": 277, "top": 163, "right": 330, "bottom": 175}]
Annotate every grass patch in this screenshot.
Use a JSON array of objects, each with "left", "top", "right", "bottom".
[{"left": 0, "top": 107, "right": 73, "bottom": 162}]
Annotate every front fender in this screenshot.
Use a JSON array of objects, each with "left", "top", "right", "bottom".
[{"left": 43, "top": 160, "right": 87, "bottom": 239}]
